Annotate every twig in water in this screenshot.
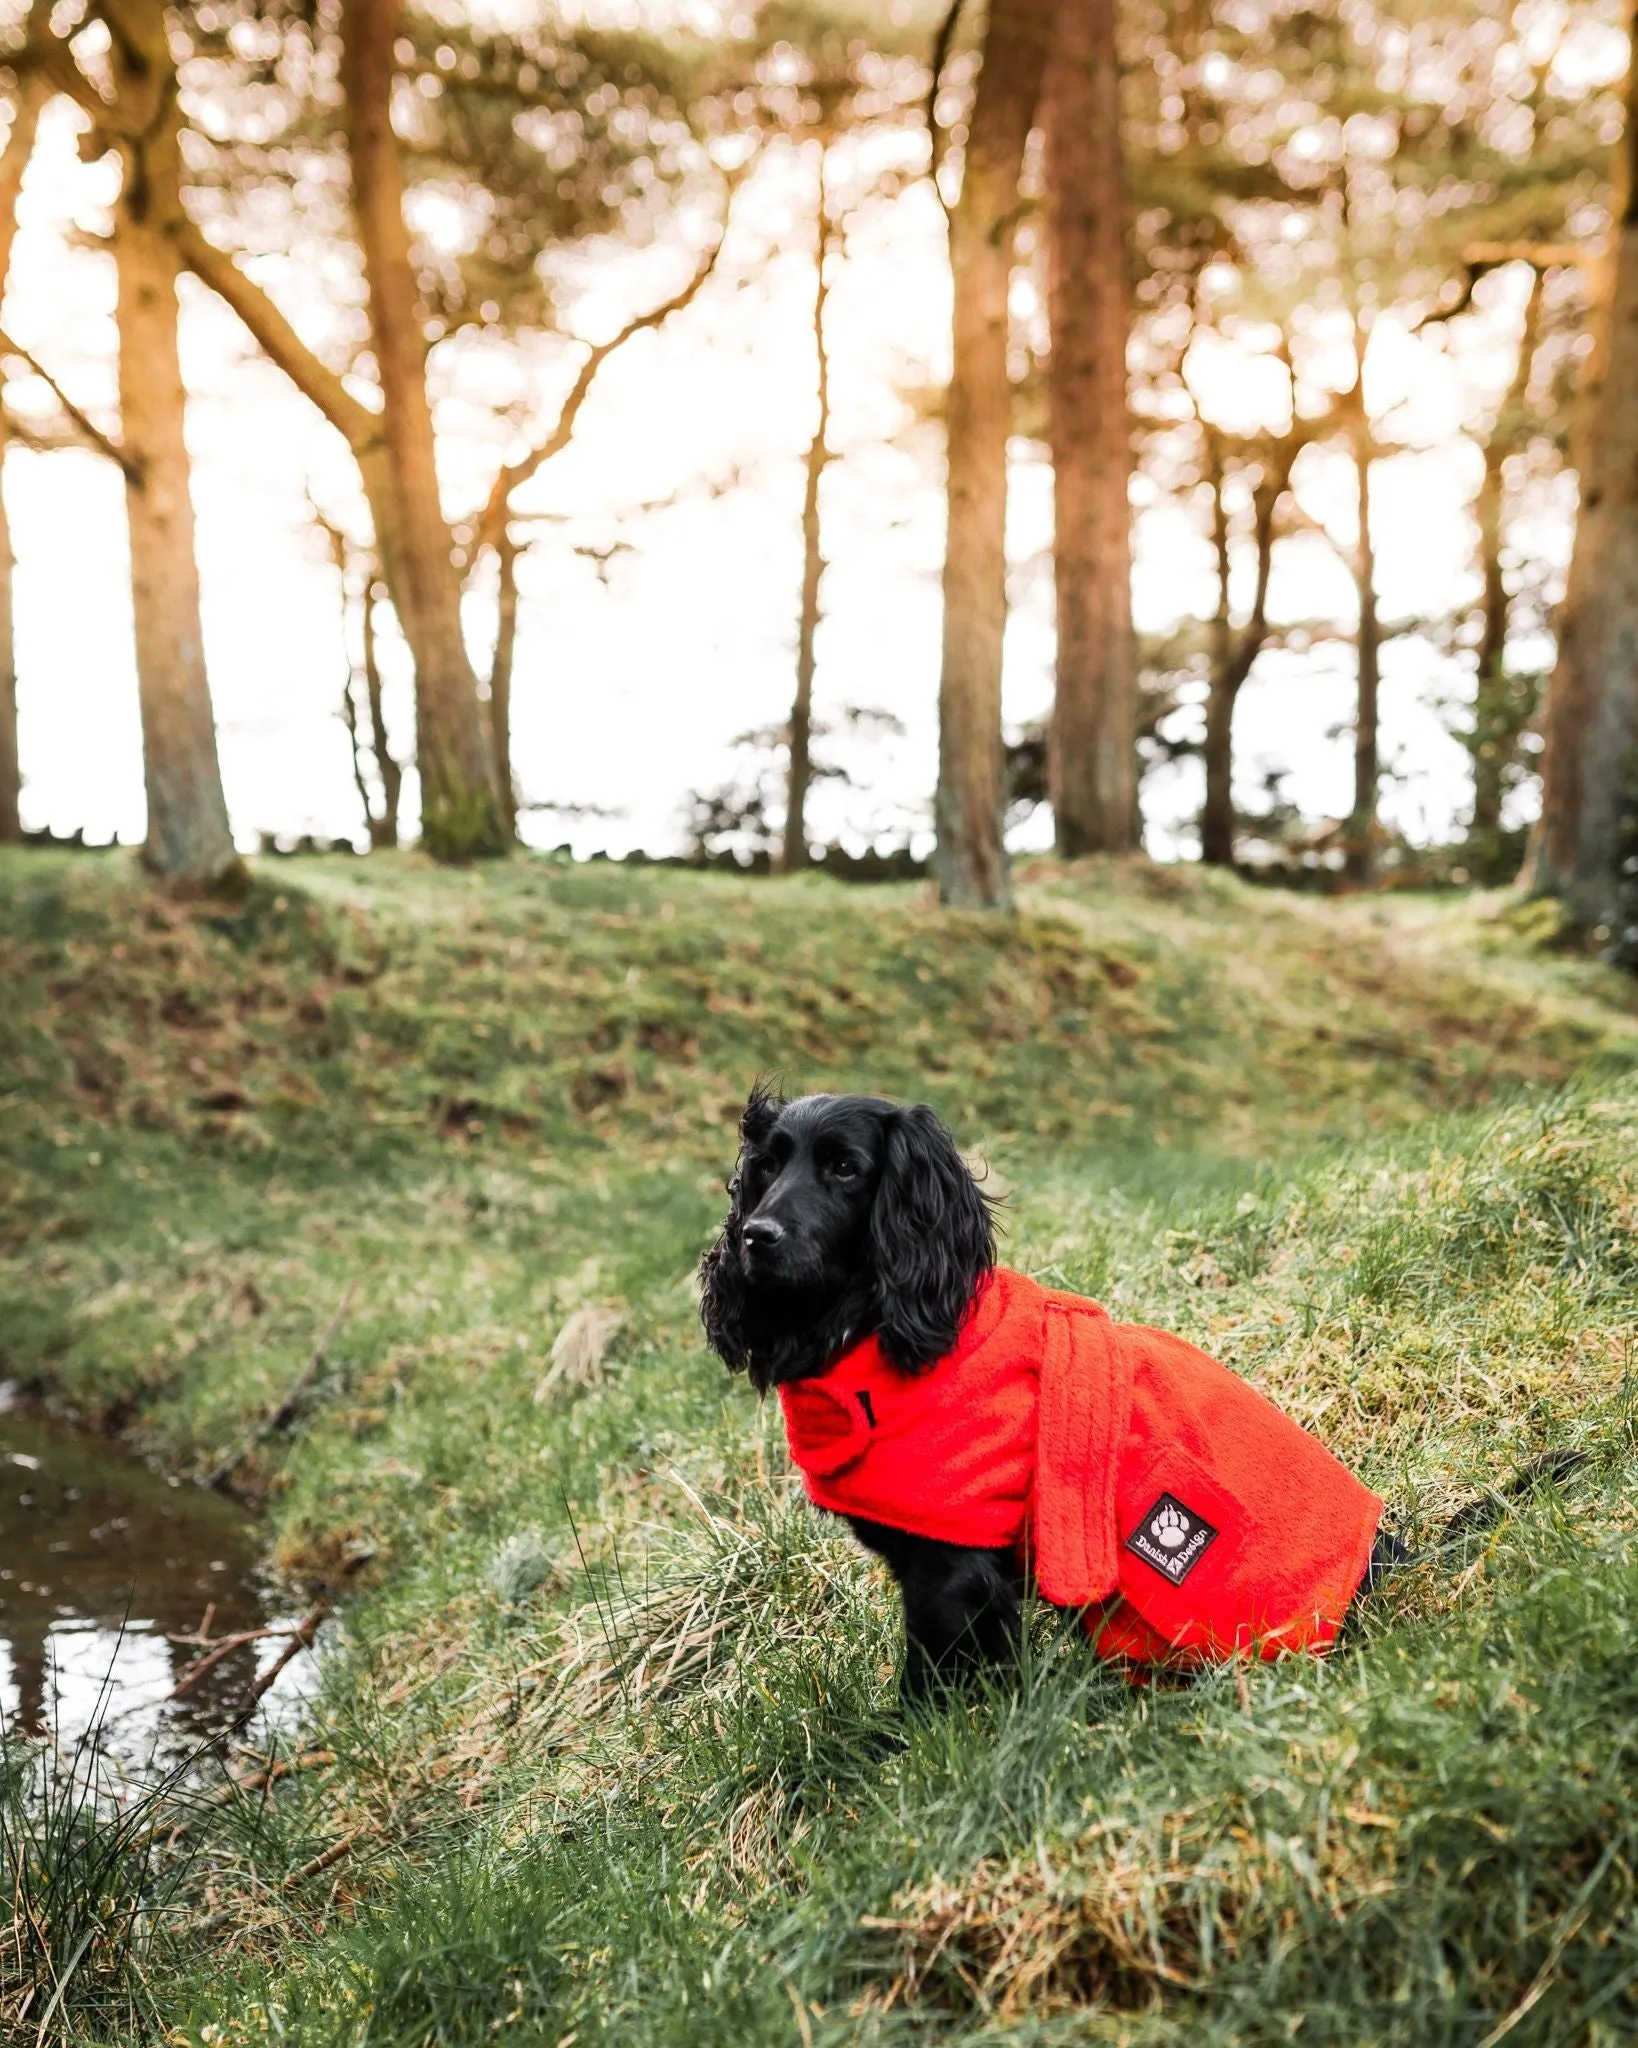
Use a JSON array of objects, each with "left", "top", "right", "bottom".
[
  {"left": 167, "top": 1620, "right": 318, "bottom": 1702},
  {"left": 229, "top": 1602, "right": 328, "bottom": 1731}
]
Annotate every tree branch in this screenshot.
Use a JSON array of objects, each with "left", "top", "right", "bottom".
[
  {"left": 0, "top": 327, "right": 133, "bottom": 474},
  {"left": 924, "top": 0, "right": 967, "bottom": 216},
  {"left": 475, "top": 189, "right": 738, "bottom": 557},
  {"left": 1462, "top": 240, "right": 1592, "bottom": 270},
  {"left": 0, "top": 39, "right": 48, "bottom": 294},
  {"left": 18, "top": 19, "right": 110, "bottom": 123},
  {"left": 170, "top": 219, "right": 383, "bottom": 455}
]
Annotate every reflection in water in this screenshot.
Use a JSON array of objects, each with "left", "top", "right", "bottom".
[{"left": 0, "top": 1392, "right": 317, "bottom": 1765}]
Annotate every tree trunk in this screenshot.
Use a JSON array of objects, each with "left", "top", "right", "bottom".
[
  {"left": 1043, "top": 0, "right": 1135, "bottom": 858},
  {"left": 340, "top": 0, "right": 505, "bottom": 860},
  {"left": 1346, "top": 403, "right": 1381, "bottom": 885},
  {"left": 1200, "top": 671, "right": 1240, "bottom": 868},
  {"left": 341, "top": 646, "right": 374, "bottom": 838},
  {"left": 1472, "top": 436, "right": 1509, "bottom": 847},
  {"left": 489, "top": 531, "right": 521, "bottom": 843},
  {"left": 781, "top": 147, "right": 836, "bottom": 877},
  {"left": 114, "top": 101, "right": 242, "bottom": 891},
  {"left": 0, "top": 414, "right": 17, "bottom": 846},
  {"left": 1200, "top": 446, "right": 1235, "bottom": 866},
  {"left": 1201, "top": 454, "right": 1281, "bottom": 867},
  {"left": 0, "top": 65, "right": 46, "bottom": 843},
  {"left": 1471, "top": 270, "right": 1543, "bottom": 851},
  {"left": 318, "top": 514, "right": 380, "bottom": 845},
  {"left": 362, "top": 573, "right": 400, "bottom": 846},
  {"left": 1524, "top": 4, "right": 1638, "bottom": 919},
  {"left": 934, "top": 0, "right": 1054, "bottom": 909}
]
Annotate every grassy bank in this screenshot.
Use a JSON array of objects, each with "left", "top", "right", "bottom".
[{"left": 3, "top": 848, "right": 1638, "bottom": 2044}]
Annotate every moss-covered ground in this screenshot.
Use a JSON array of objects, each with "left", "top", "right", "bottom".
[{"left": 3, "top": 848, "right": 1638, "bottom": 2045}]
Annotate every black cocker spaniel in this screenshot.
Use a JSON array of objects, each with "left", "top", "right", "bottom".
[
  {"left": 700, "top": 1086, "right": 1023, "bottom": 1701},
  {"left": 698, "top": 1086, "right": 1577, "bottom": 1708}
]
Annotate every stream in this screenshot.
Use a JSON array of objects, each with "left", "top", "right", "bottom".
[{"left": 0, "top": 1386, "right": 319, "bottom": 1768}]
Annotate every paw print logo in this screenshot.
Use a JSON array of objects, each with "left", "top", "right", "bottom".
[{"left": 1150, "top": 1503, "right": 1189, "bottom": 1550}]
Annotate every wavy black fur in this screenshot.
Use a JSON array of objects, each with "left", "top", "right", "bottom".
[{"left": 698, "top": 1088, "right": 997, "bottom": 1394}]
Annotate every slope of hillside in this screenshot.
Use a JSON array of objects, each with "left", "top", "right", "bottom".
[{"left": 3, "top": 849, "right": 1637, "bottom": 2046}]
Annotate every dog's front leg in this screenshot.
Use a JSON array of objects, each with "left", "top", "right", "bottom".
[{"left": 849, "top": 1519, "right": 1022, "bottom": 1707}]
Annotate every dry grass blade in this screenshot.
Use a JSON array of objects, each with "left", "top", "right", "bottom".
[
  {"left": 510, "top": 1484, "right": 865, "bottom": 1743},
  {"left": 533, "top": 1306, "right": 624, "bottom": 1402}
]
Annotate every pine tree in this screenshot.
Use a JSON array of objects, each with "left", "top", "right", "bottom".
[
  {"left": 161, "top": 0, "right": 712, "bottom": 859},
  {"left": 0, "top": 14, "right": 47, "bottom": 846},
  {"left": 27, "top": 0, "right": 244, "bottom": 890},
  {"left": 933, "top": 0, "right": 1055, "bottom": 909},
  {"left": 1523, "top": 0, "right": 1638, "bottom": 923},
  {"left": 1119, "top": 0, "right": 1606, "bottom": 872},
  {"left": 1043, "top": 0, "right": 1135, "bottom": 857}
]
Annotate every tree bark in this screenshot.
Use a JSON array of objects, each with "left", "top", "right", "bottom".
[
  {"left": 781, "top": 146, "right": 836, "bottom": 876},
  {"left": 112, "top": 76, "right": 242, "bottom": 891},
  {"left": 319, "top": 519, "right": 378, "bottom": 840},
  {"left": 361, "top": 574, "right": 400, "bottom": 846},
  {"left": 1200, "top": 444, "right": 1235, "bottom": 867},
  {"left": 1043, "top": 0, "right": 1135, "bottom": 857},
  {"left": 0, "top": 61, "right": 47, "bottom": 843},
  {"left": 340, "top": 639, "right": 374, "bottom": 838},
  {"left": 339, "top": 0, "right": 505, "bottom": 859},
  {"left": 1523, "top": 3, "right": 1638, "bottom": 918},
  {"left": 1470, "top": 269, "right": 1543, "bottom": 852},
  {"left": 1346, "top": 403, "right": 1381, "bottom": 884},
  {"left": 489, "top": 531, "right": 521, "bottom": 843},
  {"left": 319, "top": 518, "right": 397, "bottom": 848},
  {"left": 0, "top": 411, "right": 18, "bottom": 845},
  {"left": 934, "top": 0, "right": 1054, "bottom": 909},
  {"left": 1200, "top": 456, "right": 1279, "bottom": 867}
]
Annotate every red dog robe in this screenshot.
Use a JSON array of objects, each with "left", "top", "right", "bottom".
[{"left": 777, "top": 1267, "right": 1383, "bottom": 1665}]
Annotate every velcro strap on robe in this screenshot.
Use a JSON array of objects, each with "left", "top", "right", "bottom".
[{"left": 1030, "top": 1290, "right": 1130, "bottom": 1607}]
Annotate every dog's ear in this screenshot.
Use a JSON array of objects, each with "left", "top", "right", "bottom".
[
  {"left": 698, "top": 1085, "right": 783, "bottom": 1378},
  {"left": 869, "top": 1105, "right": 996, "bottom": 1373}
]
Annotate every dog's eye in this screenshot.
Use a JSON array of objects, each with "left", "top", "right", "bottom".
[{"left": 826, "top": 1157, "right": 859, "bottom": 1181}]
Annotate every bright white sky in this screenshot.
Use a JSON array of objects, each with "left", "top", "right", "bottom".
[{"left": 2, "top": 93, "right": 1568, "bottom": 862}]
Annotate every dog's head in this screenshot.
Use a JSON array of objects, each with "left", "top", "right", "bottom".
[{"left": 699, "top": 1087, "right": 996, "bottom": 1390}]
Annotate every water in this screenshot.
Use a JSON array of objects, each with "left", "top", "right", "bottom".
[{"left": 0, "top": 1390, "right": 319, "bottom": 1768}]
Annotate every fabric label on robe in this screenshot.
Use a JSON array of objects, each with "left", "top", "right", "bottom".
[{"left": 1125, "top": 1492, "right": 1218, "bottom": 1586}]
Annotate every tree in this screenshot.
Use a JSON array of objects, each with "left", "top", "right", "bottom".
[
  {"left": 1198, "top": 423, "right": 1304, "bottom": 867},
  {"left": 1438, "top": 265, "right": 1555, "bottom": 880},
  {"left": 163, "top": 0, "right": 711, "bottom": 861},
  {"left": 486, "top": 528, "right": 523, "bottom": 843},
  {"left": 1043, "top": 0, "right": 1135, "bottom": 858},
  {"left": 30, "top": 0, "right": 243, "bottom": 889},
  {"left": 1524, "top": 8, "right": 1638, "bottom": 920},
  {"left": 933, "top": 0, "right": 1055, "bottom": 909},
  {"left": 782, "top": 141, "right": 837, "bottom": 874},
  {"left": 731, "top": 5, "right": 930, "bottom": 874},
  {"left": 1341, "top": 338, "right": 1383, "bottom": 883},
  {"left": 1116, "top": 0, "right": 1606, "bottom": 875},
  {"left": 470, "top": 218, "right": 733, "bottom": 834},
  {"left": 0, "top": 21, "right": 47, "bottom": 845},
  {"left": 310, "top": 503, "right": 401, "bottom": 848},
  {"left": 337, "top": 0, "right": 503, "bottom": 858}
]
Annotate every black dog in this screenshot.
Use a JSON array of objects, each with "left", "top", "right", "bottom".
[
  {"left": 699, "top": 1087, "right": 1576, "bottom": 1703},
  {"left": 700, "top": 1086, "right": 1027, "bottom": 1701}
]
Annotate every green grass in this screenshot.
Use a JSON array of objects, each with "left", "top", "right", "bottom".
[{"left": 3, "top": 848, "right": 1638, "bottom": 2044}]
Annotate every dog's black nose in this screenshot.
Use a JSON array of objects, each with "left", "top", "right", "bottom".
[{"left": 742, "top": 1217, "right": 785, "bottom": 1249}]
